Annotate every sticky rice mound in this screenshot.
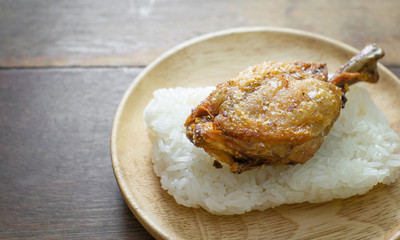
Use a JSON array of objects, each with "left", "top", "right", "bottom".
[{"left": 143, "top": 85, "right": 400, "bottom": 215}]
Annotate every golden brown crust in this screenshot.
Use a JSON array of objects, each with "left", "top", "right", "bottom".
[{"left": 185, "top": 61, "right": 343, "bottom": 173}]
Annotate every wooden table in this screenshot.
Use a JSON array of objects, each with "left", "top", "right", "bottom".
[{"left": 1, "top": 1, "right": 399, "bottom": 239}]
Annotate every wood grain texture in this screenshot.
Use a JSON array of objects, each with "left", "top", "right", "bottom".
[
  {"left": 1, "top": 0, "right": 400, "bottom": 239},
  {"left": 0, "top": 68, "right": 153, "bottom": 239},
  {"left": 111, "top": 28, "right": 400, "bottom": 240},
  {"left": 0, "top": 0, "right": 399, "bottom": 68}
]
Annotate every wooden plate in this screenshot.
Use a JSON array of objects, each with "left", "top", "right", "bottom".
[{"left": 111, "top": 27, "right": 400, "bottom": 240}]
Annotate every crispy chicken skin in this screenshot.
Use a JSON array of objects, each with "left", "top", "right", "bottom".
[
  {"left": 185, "top": 44, "right": 384, "bottom": 173},
  {"left": 185, "top": 62, "right": 342, "bottom": 173}
]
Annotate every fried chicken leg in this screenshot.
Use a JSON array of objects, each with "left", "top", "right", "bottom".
[{"left": 185, "top": 44, "right": 385, "bottom": 173}]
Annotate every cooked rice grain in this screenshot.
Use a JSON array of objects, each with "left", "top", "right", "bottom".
[{"left": 143, "top": 86, "right": 400, "bottom": 215}]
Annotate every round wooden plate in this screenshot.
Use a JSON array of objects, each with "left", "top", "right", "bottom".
[{"left": 111, "top": 27, "right": 400, "bottom": 240}]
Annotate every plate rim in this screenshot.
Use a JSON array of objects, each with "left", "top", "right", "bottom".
[{"left": 110, "top": 26, "right": 400, "bottom": 239}]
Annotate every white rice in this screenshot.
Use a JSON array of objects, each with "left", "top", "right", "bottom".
[{"left": 143, "top": 85, "right": 400, "bottom": 215}]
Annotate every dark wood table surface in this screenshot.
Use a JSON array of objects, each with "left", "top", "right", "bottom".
[{"left": 1, "top": 1, "right": 399, "bottom": 239}]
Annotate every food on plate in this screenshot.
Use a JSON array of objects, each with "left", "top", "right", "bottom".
[
  {"left": 185, "top": 44, "right": 384, "bottom": 173},
  {"left": 144, "top": 86, "right": 400, "bottom": 215},
  {"left": 143, "top": 44, "right": 400, "bottom": 215}
]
